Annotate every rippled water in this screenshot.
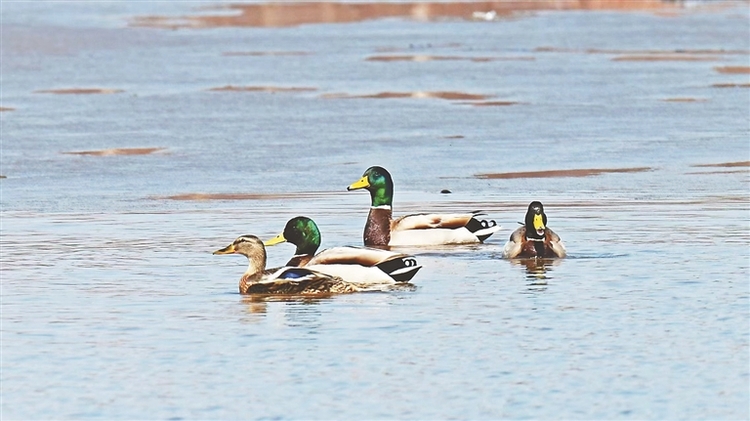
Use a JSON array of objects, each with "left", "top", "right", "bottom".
[{"left": 2, "top": 2, "right": 749, "bottom": 420}]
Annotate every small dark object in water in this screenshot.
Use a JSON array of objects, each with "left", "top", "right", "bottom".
[{"left": 440, "top": 189, "right": 452, "bottom": 194}]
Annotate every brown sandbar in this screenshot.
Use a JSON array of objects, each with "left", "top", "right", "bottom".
[
  {"left": 685, "top": 170, "right": 748, "bottom": 175},
  {"left": 322, "top": 91, "right": 491, "bottom": 101},
  {"left": 0, "top": 107, "right": 15, "bottom": 112},
  {"left": 475, "top": 167, "right": 652, "bottom": 179},
  {"left": 366, "top": 55, "right": 534, "bottom": 62},
  {"left": 714, "top": 66, "right": 750, "bottom": 74},
  {"left": 131, "top": 0, "right": 683, "bottom": 29},
  {"left": 35, "top": 88, "right": 124, "bottom": 95},
  {"left": 64, "top": 147, "right": 166, "bottom": 156},
  {"left": 209, "top": 85, "right": 317, "bottom": 93},
  {"left": 692, "top": 161, "right": 750, "bottom": 168}
]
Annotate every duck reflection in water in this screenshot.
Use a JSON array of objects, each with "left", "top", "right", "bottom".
[
  {"left": 240, "top": 294, "right": 332, "bottom": 315},
  {"left": 509, "top": 258, "right": 563, "bottom": 289}
]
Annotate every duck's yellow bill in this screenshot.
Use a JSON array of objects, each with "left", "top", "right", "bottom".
[
  {"left": 213, "top": 244, "right": 236, "bottom": 255},
  {"left": 264, "top": 233, "right": 287, "bottom": 246},
  {"left": 347, "top": 176, "right": 370, "bottom": 191},
  {"left": 532, "top": 214, "right": 545, "bottom": 231}
]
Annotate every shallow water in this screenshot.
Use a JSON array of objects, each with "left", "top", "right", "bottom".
[{"left": 2, "top": 1, "right": 749, "bottom": 420}]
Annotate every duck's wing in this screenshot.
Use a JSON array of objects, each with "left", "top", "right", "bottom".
[
  {"left": 307, "top": 246, "right": 392, "bottom": 266},
  {"left": 390, "top": 211, "right": 501, "bottom": 244},
  {"left": 391, "top": 213, "right": 475, "bottom": 231},
  {"left": 306, "top": 246, "right": 422, "bottom": 283},
  {"left": 247, "top": 267, "right": 359, "bottom": 295},
  {"left": 503, "top": 226, "right": 526, "bottom": 258},
  {"left": 545, "top": 228, "right": 567, "bottom": 258}
]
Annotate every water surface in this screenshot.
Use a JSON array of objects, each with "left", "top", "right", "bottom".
[{"left": 1, "top": 1, "right": 749, "bottom": 420}]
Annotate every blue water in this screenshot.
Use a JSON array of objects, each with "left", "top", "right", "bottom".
[{"left": 2, "top": 2, "right": 749, "bottom": 420}]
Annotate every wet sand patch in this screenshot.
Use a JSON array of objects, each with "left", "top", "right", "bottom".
[
  {"left": 0, "top": 107, "right": 15, "bottom": 112},
  {"left": 692, "top": 161, "right": 750, "bottom": 168},
  {"left": 35, "top": 88, "right": 124, "bottom": 95},
  {"left": 366, "top": 55, "right": 534, "bottom": 62},
  {"left": 161, "top": 192, "right": 340, "bottom": 201},
  {"left": 208, "top": 85, "right": 317, "bottom": 93},
  {"left": 131, "top": 0, "right": 683, "bottom": 29},
  {"left": 712, "top": 83, "right": 750, "bottom": 88},
  {"left": 662, "top": 98, "right": 707, "bottom": 102},
  {"left": 322, "top": 91, "right": 491, "bottom": 101},
  {"left": 612, "top": 54, "right": 719, "bottom": 62},
  {"left": 475, "top": 167, "right": 652, "bottom": 179},
  {"left": 63, "top": 147, "right": 167, "bottom": 156},
  {"left": 222, "top": 51, "right": 311, "bottom": 57},
  {"left": 714, "top": 66, "right": 750, "bottom": 74}
]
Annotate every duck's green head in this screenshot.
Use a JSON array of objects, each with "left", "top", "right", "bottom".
[
  {"left": 264, "top": 216, "right": 321, "bottom": 255},
  {"left": 347, "top": 166, "right": 394, "bottom": 207}
]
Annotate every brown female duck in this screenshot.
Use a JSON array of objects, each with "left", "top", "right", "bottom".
[{"left": 213, "top": 235, "right": 361, "bottom": 294}]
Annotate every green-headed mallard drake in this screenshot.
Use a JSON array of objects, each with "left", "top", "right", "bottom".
[
  {"left": 264, "top": 216, "right": 422, "bottom": 284},
  {"left": 213, "top": 235, "right": 361, "bottom": 294},
  {"left": 503, "top": 201, "right": 566, "bottom": 258},
  {"left": 347, "top": 166, "right": 501, "bottom": 246}
]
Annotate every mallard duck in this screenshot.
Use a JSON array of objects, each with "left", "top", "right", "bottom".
[
  {"left": 264, "top": 216, "right": 422, "bottom": 283},
  {"left": 347, "top": 166, "right": 501, "bottom": 246},
  {"left": 213, "top": 235, "right": 362, "bottom": 295},
  {"left": 503, "top": 201, "right": 566, "bottom": 258}
]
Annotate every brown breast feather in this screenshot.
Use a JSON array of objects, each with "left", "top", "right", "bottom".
[{"left": 364, "top": 208, "right": 392, "bottom": 246}]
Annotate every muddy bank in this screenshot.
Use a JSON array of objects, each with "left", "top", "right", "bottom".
[
  {"left": 714, "top": 66, "right": 750, "bottom": 74},
  {"left": 131, "top": 0, "right": 686, "bottom": 29},
  {"left": 692, "top": 161, "right": 750, "bottom": 168},
  {"left": 35, "top": 88, "right": 123, "bottom": 95},
  {"left": 476, "top": 167, "right": 652, "bottom": 179},
  {"left": 322, "top": 91, "right": 491, "bottom": 101},
  {"left": 64, "top": 148, "right": 166, "bottom": 156},
  {"left": 366, "top": 55, "right": 534, "bottom": 62}
]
